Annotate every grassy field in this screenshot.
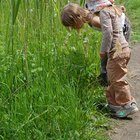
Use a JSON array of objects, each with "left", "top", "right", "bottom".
[
  {"left": 0, "top": 0, "right": 139, "bottom": 140},
  {"left": 0, "top": 0, "right": 108, "bottom": 140},
  {"left": 128, "top": 0, "right": 140, "bottom": 43}
]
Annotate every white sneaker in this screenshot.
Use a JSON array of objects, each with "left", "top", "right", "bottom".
[
  {"left": 115, "top": 102, "right": 139, "bottom": 118},
  {"left": 108, "top": 104, "right": 123, "bottom": 113}
]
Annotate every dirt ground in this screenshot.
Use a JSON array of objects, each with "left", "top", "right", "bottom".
[{"left": 109, "top": 44, "right": 140, "bottom": 140}]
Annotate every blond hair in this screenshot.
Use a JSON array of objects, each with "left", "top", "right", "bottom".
[{"left": 61, "top": 3, "right": 87, "bottom": 29}]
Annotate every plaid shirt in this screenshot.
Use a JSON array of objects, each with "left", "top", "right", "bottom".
[{"left": 85, "top": 0, "right": 112, "bottom": 13}]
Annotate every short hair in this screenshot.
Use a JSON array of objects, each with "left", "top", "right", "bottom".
[{"left": 61, "top": 3, "right": 87, "bottom": 29}]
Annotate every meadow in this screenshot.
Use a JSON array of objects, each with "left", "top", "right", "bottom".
[{"left": 0, "top": 0, "right": 139, "bottom": 140}]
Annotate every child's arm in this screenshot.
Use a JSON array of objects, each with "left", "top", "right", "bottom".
[
  {"left": 84, "top": 3, "right": 101, "bottom": 29},
  {"left": 99, "top": 9, "right": 113, "bottom": 55},
  {"left": 88, "top": 14, "right": 101, "bottom": 29}
]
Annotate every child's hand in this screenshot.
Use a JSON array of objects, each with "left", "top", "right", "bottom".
[{"left": 100, "top": 52, "right": 107, "bottom": 59}]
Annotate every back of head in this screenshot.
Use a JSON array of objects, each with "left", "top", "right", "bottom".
[{"left": 61, "top": 3, "right": 87, "bottom": 29}]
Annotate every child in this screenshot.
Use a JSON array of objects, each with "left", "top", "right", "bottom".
[
  {"left": 61, "top": 1, "right": 138, "bottom": 118},
  {"left": 61, "top": 3, "right": 100, "bottom": 30},
  {"left": 85, "top": 0, "right": 131, "bottom": 86}
]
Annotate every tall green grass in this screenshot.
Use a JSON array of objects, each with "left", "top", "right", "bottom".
[{"left": 0, "top": 0, "right": 110, "bottom": 140}]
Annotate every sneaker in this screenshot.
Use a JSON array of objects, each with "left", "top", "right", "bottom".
[
  {"left": 108, "top": 104, "right": 123, "bottom": 113},
  {"left": 115, "top": 102, "right": 139, "bottom": 118}
]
